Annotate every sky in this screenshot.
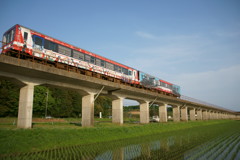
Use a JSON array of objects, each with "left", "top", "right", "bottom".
[{"left": 0, "top": 0, "right": 240, "bottom": 111}]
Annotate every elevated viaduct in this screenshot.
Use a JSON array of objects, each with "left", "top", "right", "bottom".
[{"left": 0, "top": 55, "right": 239, "bottom": 128}]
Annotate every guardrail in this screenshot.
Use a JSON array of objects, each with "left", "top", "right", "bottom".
[{"left": 180, "top": 95, "right": 235, "bottom": 112}]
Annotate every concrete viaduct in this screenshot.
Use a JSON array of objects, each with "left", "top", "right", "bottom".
[{"left": 0, "top": 55, "right": 239, "bottom": 128}]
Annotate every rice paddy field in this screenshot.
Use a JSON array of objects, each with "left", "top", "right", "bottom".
[{"left": 0, "top": 119, "right": 239, "bottom": 160}]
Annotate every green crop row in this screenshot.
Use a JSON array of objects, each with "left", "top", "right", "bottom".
[
  {"left": 0, "top": 120, "right": 239, "bottom": 159},
  {"left": 185, "top": 132, "right": 240, "bottom": 160}
]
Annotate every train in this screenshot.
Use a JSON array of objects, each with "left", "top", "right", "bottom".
[{"left": 1, "top": 24, "right": 181, "bottom": 97}]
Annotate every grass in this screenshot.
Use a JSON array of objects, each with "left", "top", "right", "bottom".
[{"left": 0, "top": 118, "right": 239, "bottom": 157}]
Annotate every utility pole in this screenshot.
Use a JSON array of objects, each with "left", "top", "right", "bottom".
[{"left": 45, "top": 89, "right": 49, "bottom": 118}]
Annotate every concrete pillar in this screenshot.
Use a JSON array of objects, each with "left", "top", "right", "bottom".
[
  {"left": 181, "top": 107, "right": 188, "bottom": 121},
  {"left": 81, "top": 92, "right": 95, "bottom": 127},
  {"left": 221, "top": 113, "right": 224, "bottom": 119},
  {"left": 211, "top": 111, "right": 214, "bottom": 119},
  {"left": 215, "top": 112, "right": 218, "bottom": 119},
  {"left": 17, "top": 83, "right": 36, "bottom": 128},
  {"left": 196, "top": 109, "right": 202, "bottom": 120},
  {"left": 159, "top": 103, "right": 167, "bottom": 122},
  {"left": 202, "top": 110, "right": 208, "bottom": 120},
  {"left": 140, "top": 101, "right": 149, "bottom": 124},
  {"left": 208, "top": 111, "right": 211, "bottom": 120},
  {"left": 172, "top": 106, "right": 180, "bottom": 122},
  {"left": 213, "top": 112, "right": 215, "bottom": 119},
  {"left": 112, "top": 97, "right": 124, "bottom": 124},
  {"left": 228, "top": 114, "right": 231, "bottom": 119},
  {"left": 189, "top": 108, "right": 196, "bottom": 121}
]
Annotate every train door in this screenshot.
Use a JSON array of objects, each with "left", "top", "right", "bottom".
[
  {"left": 32, "top": 35, "right": 44, "bottom": 51},
  {"left": 20, "top": 27, "right": 33, "bottom": 54},
  {"left": 132, "top": 70, "right": 139, "bottom": 84}
]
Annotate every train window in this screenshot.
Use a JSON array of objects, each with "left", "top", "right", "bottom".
[
  {"left": 96, "top": 58, "right": 101, "bottom": 66},
  {"left": 96, "top": 59, "right": 105, "bottom": 67},
  {"left": 106, "top": 62, "right": 114, "bottom": 70},
  {"left": 84, "top": 54, "right": 90, "bottom": 62},
  {"left": 101, "top": 60, "right": 105, "bottom": 67},
  {"left": 4, "top": 29, "right": 15, "bottom": 44},
  {"left": 58, "top": 45, "right": 71, "bottom": 56},
  {"left": 73, "top": 50, "right": 84, "bottom": 60},
  {"left": 114, "top": 65, "right": 122, "bottom": 73},
  {"left": 122, "top": 68, "right": 128, "bottom": 75},
  {"left": 10, "top": 30, "right": 14, "bottom": 42},
  {"left": 24, "top": 32, "right": 28, "bottom": 41},
  {"left": 161, "top": 82, "right": 167, "bottom": 88},
  {"left": 90, "top": 56, "right": 95, "bottom": 64},
  {"left": 5, "top": 33, "right": 10, "bottom": 43},
  {"left": 119, "top": 67, "right": 122, "bottom": 73},
  {"left": 3, "top": 34, "right": 6, "bottom": 43},
  {"left": 35, "top": 37, "right": 43, "bottom": 46},
  {"left": 128, "top": 70, "right": 132, "bottom": 76},
  {"left": 44, "top": 40, "right": 58, "bottom": 52},
  {"left": 114, "top": 65, "right": 118, "bottom": 72}
]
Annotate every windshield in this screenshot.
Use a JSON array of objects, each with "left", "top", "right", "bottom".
[{"left": 3, "top": 28, "right": 15, "bottom": 45}]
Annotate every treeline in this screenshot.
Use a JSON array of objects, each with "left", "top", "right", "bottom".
[
  {"left": 0, "top": 80, "right": 173, "bottom": 118},
  {"left": 0, "top": 80, "right": 112, "bottom": 118}
]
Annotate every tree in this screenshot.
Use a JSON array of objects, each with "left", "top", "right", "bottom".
[
  {"left": 33, "top": 86, "right": 55, "bottom": 117},
  {"left": 69, "top": 90, "right": 82, "bottom": 117},
  {"left": 0, "top": 80, "right": 19, "bottom": 117},
  {"left": 94, "top": 96, "right": 111, "bottom": 117}
]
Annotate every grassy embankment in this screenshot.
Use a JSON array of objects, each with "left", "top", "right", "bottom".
[{"left": 0, "top": 118, "right": 239, "bottom": 155}]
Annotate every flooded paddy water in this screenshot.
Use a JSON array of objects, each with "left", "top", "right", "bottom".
[{"left": 1, "top": 121, "right": 240, "bottom": 160}]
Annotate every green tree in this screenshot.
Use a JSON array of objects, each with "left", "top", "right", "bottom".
[
  {"left": 69, "top": 90, "right": 82, "bottom": 117},
  {"left": 33, "top": 86, "right": 55, "bottom": 117},
  {"left": 0, "top": 80, "right": 19, "bottom": 117},
  {"left": 95, "top": 96, "right": 111, "bottom": 117}
]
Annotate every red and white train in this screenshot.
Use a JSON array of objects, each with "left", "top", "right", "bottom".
[{"left": 1, "top": 24, "right": 181, "bottom": 97}]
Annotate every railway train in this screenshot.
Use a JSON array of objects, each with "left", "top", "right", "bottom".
[{"left": 1, "top": 24, "right": 181, "bottom": 97}]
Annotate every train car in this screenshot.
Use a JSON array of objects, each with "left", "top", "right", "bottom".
[
  {"left": 1, "top": 24, "right": 139, "bottom": 84},
  {"left": 1, "top": 24, "right": 181, "bottom": 97},
  {"left": 139, "top": 72, "right": 181, "bottom": 96}
]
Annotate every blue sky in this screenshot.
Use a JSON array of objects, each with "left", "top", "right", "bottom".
[{"left": 1, "top": 0, "right": 240, "bottom": 111}]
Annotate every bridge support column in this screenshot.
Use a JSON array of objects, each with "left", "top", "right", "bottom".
[
  {"left": 211, "top": 111, "right": 214, "bottom": 119},
  {"left": 202, "top": 110, "right": 208, "bottom": 120},
  {"left": 208, "top": 111, "right": 211, "bottom": 120},
  {"left": 82, "top": 92, "right": 95, "bottom": 127},
  {"left": 214, "top": 112, "right": 217, "bottom": 119},
  {"left": 209, "top": 111, "right": 212, "bottom": 120},
  {"left": 181, "top": 107, "right": 188, "bottom": 121},
  {"left": 215, "top": 112, "right": 218, "bottom": 119},
  {"left": 222, "top": 113, "right": 224, "bottom": 119},
  {"left": 212, "top": 112, "right": 215, "bottom": 119},
  {"left": 159, "top": 103, "right": 167, "bottom": 122},
  {"left": 172, "top": 106, "right": 180, "bottom": 122},
  {"left": 189, "top": 108, "right": 196, "bottom": 121},
  {"left": 140, "top": 101, "right": 149, "bottom": 124},
  {"left": 196, "top": 109, "right": 202, "bottom": 120},
  {"left": 112, "top": 97, "right": 124, "bottom": 124},
  {"left": 17, "top": 83, "right": 36, "bottom": 129}
]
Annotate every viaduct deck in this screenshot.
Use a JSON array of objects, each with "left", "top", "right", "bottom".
[{"left": 0, "top": 55, "right": 239, "bottom": 128}]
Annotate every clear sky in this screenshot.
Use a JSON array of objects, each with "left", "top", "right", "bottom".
[{"left": 1, "top": 0, "right": 240, "bottom": 111}]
